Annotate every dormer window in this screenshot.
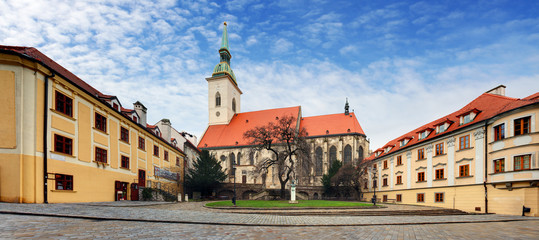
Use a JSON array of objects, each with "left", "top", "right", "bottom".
[
  {"left": 418, "top": 129, "right": 432, "bottom": 140},
  {"left": 399, "top": 137, "right": 412, "bottom": 147},
  {"left": 133, "top": 116, "right": 138, "bottom": 123},
  {"left": 435, "top": 120, "right": 453, "bottom": 134},
  {"left": 458, "top": 109, "right": 480, "bottom": 125}
]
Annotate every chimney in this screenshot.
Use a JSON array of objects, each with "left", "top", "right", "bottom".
[
  {"left": 486, "top": 85, "right": 506, "bottom": 96},
  {"left": 133, "top": 101, "right": 147, "bottom": 127},
  {"left": 160, "top": 119, "right": 172, "bottom": 143}
]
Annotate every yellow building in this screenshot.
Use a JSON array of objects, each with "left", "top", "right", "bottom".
[
  {"left": 364, "top": 86, "right": 539, "bottom": 216},
  {"left": 0, "top": 45, "right": 185, "bottom": 203}
]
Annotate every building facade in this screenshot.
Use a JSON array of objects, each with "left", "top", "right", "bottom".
[
  {"left": 198, "top": 23, "right": 369, "bottom": 199},
  {"left": 0, "top": 46, "right": 186, "bottom": 203},
  {"left": 364, "top": 86, "right": 539, "bottom": 216}
]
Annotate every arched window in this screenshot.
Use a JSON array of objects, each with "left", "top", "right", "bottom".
[
  {"left": 344, "top": 144, "right": 352, "bottom": 165},
  {"left": 229, "top": 153, "right": 235, "bottom": 175},
  {"left": 358, "top": 146, "right": 364, "bottom": 161},
  {"left": 249, "top": 152, "right": 254, "bottom": 165},
  {"left": 329, "top": 146, "right": 337, "bottom": 168},
  {"left": 220, "top": 155, "right": 226, "bottom": 162},
  {"left": 315, "top": 147, "right": 323, "bottom": 175},
  {"left": 215, "top": 92, "right": 221, "bottom": 107},
  {"left": 232, "top": 98, "right": 236, "bottom": 113},
  {"left": 254, "top": 152, "right": 258, "bottom": 165},
  {"left": 237, "top": 152, "right": 241, "bottom": 165}
]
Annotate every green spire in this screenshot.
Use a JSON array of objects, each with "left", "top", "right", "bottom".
[
  {"left": 220, "top": 22, "right": 229, "bottom": 50},
  {"left": 212, "top": 22, "right": 237, "bottom": 86}
]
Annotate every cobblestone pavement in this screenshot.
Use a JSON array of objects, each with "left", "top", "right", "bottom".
[
  {"left": 0, "top": 202, "right": 537, "bottom": 226},
  {"left": 1, "top": 214, "right": 538, "bottom": 239}
]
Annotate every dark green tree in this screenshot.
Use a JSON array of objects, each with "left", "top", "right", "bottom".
[
  {"left": 184, "top": 150, "right": 227, "bottom": 197},
  {"left": 322, "top": 160, "right": 342, "bottom": 195}
]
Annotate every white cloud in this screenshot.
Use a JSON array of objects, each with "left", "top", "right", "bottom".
[{"left": 271, "top": 38, "right": 293, "bottom": 53}]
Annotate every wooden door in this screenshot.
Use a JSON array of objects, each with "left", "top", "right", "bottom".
[
  {"left": 138, "top": 169, "right": 146, "bottom": 187},
  {"left": 130, "top": 183, "right": 139, "bottom": 201},
  {"left": 242, "top": 175, "right": 247, "bottom": 184}
]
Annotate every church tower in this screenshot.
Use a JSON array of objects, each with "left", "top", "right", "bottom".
[{"left": 206, "top": 22, "right": 242, "bottom": 125}]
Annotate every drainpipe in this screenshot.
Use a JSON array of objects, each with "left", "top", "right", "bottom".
[
  {"left": 43, "top": 72, "right": 54, "bottom": 204},
  {"left": 483, "top": 121, "right": 488, "bottom": 213}
]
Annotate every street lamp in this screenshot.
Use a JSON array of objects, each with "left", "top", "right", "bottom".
[
  {"left": 372, "top": 166, "right": 377, "bottom": 206},
  {"left": 232, "top": 159, "right": 237, "bottom": 207}
]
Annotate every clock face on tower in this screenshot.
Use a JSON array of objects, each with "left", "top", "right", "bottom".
[{"left": 216, "top": 111, "right": 220, "bottom": 117}]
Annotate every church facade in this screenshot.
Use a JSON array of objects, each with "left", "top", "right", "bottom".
[{"left": 198, "top": 23, "right": 369, "bottom": 199}]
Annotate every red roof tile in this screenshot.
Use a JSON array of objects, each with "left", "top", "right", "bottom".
[
  {"left": 300, "top": 112, "right": 365, "bottom": 137},
  {"left": 198, "top": 106, "right": 301, "bottom": 148},
  {"left": 366, "top": 92, "right": 539, "bottom": 161}
]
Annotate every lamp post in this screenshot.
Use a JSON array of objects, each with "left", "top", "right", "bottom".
[
  {"left": 372, "top": 166, "right": 377, "bottom": 206},
  {"left": 232, "top": 160, "right": 237, "bottom": 207}
]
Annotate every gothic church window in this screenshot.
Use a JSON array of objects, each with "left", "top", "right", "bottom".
[
  {"left": 237, "top": 152, "right": 241, "bottom": 165},
  {"left": 315, "top": 147, "right": 323, "bottom": 175},
  {"left": 215, "top": 92, "right": 221, "bottom": 107},
  {"left": 329, "top": 146, "right": 337, "bottom": 168},
  {"left": 232, "top": 98, "right": 236, "bottom": 113},
  {"left": 249, "top": 152, "right": 254, "bottom": 165},
  {"left": 358, "top": 146, "right": 364, "bottom": 161},
  {"left": 229, "top": 153, "right": 235, "bottom": 175},
  {"left": 344, "top": 144, "right": 352, "bottom": 165}
]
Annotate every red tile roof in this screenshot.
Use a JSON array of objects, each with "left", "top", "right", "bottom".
[
  {"left": 198, "top": 106, "right": 301, "bottom": 148},
  {"left": 366, "top": 92, "right": 539, "bottom": 161},
  {"left": 198, "top": 108, "right": 367, "bottom": 149},
  {"left": 300, "top": 112, "right": 365, "bottom": 137}
]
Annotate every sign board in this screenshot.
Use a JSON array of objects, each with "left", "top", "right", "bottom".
[{"left": 154, "top": 166, "right": 178, "bottom": 181}]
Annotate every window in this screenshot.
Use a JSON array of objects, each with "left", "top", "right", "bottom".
[
  {"left": 133, "top": 115, "right": 138, "bottom": 123},
  {"left": 396, "top": 175, "right": 402, "bottom": 184},
  {"left": 494, "top": 159, "right": 504, "bottom": 173},
  {"left": 55, "top": 91, "right": 73, "bottom": 117},
  {"left": 315, "top": 147, "right": 323, "bottom": 175},
  {"left": 164, "top": 151, "right": 169, "bottom": 161},
  {"left": 463, "top": 114, "right": 472, "bottom": 124},
  {"left": 95, "top": 147, "right": 107, "bottom": 163},
  {"left": 514, "top": 116, "right": 530, "bottom": 136},
  {"left": 435, "top": 169, "right": 444, "bottom": 180},
  {"left": 113, "top": 102, "right": 119, "bottom": 110},
  {"left": 373, "top": 164, "right": 377, "bottom": 170},
  {"left": 417, "top": 193, "right": 425, "bottom": 202},
  {"left": 383, "top": 178, "right": 388, "bottom": 186},
  {"left": 417, "top": 148, "right": 425, "bottom": 160},
  {"left": 215, "top": 92, "right": 221, "bottom": 107},
  {"left": 176, "top": 156, "right": 180, "bottom": 166},
  {"left": 459, "top": 135, "right": 470, "bottom": 150},
  {"left": 54, "top": 134, "right": 72, "bottom": 155},
  {"left": 232, "top": 98, "right": 236, "bottom": 113},
  {"left": 459, "top": 164, "right": 470, "bottom": 177},
  {"left": 383, "top": 160, "right": 388, "bottom": 169},
  {"left": 417, "top": 172, "right": 425, "bottom": 182},
  {"left": 494, "top": 124, "right": 505, "bottom": 141},
  {"left": 396, "top": 156, "right": 402, "bottom": 165},
  {"left": 514, "top": 155, "right": 531, "bottom": 171},
  {"left": 435, "top": 193, "right": 444, "bottom": 202},
  {"left": 438, "top": 124, "right": 446, "bottom": 133},
  {"left": 435, "top": 143, "right": 444, "bottom": 155},
  {"left": 95, "top": 112, "right": 107, "bottom": 132},
  {"left": 121, "top": 156, "right": 129, "bottom": 169},
  {"left": 344, "top": 144, "right": 352, "bottom": 164},
  {"left": 120, "top": 127, "right": 129, "bottom": 142},
  {"left": 55, "top": 174, "right": 73, "bottom": 190},
  {"left": 396, "top": 194, "right": 402, "bottom": 202},
  {"left": 153, "top": 145, "right": 159, "bottom": 157},
  {"left": 138, "top": 137, "right": 145, "bottom": 150},
  {"left": 364, "top": 182, "right": 368, "bottom": 189},
  {"left": 383, "top": 195, "right": 388, "bottom": 202}
]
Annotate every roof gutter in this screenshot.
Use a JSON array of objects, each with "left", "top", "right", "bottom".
[{"left": 43, "top": 72, "right": 54, "bottom": 204}]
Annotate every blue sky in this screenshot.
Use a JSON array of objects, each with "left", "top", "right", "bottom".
[{"left": 1, "top": 0, "right": 538, "bottom": 150}]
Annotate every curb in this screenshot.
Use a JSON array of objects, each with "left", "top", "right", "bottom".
[{"left": 0, "top": 210, "right": 536, "bottom": 227}]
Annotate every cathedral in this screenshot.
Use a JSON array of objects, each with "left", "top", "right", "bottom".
[{"left": 197, "top": 23, "right": 369, "bottom": 200}]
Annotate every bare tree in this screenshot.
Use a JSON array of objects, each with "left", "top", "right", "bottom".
[
  {"left": 331, "top": 159, "right": 370, "bottom": 200},
  {"left": 243, "top": 115, "right": 311, "bottom": 199}
]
